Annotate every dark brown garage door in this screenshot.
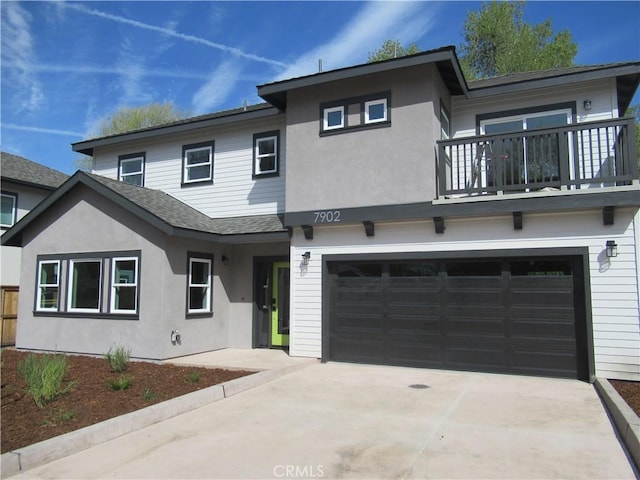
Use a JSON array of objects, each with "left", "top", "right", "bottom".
[{"left": 326, "top": 257, "right": 588, "bottom": 379}]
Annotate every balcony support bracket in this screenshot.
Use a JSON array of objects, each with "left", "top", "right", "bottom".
[
  {"left": 603, "top": 206, "right": 615, "bottom": 226},
  {"left": 433, "top": 217, "right": 445, "bottom": 234},
  {"left": 513, "top": 211, "right": 523, "bottom": 230},
  {"left": 301, "top": 225, "right": 314, "bottom": 240},
  {"left": 363, "top": 221, "right": 375, "bottom": 237}
]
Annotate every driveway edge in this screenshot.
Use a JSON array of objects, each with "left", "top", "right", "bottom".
[
  {"left": 1, "top": 359, "right": 317, "bottom": 478},
  {"left": 594, "top": 378, "right": 640, "bottom": 470}
]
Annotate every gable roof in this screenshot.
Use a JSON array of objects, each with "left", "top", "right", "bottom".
[
  {"left": 1, "top": 152, "right": 69, "bottom": 190},
  {"left": 1, "top": 171, "right": 288, "bottom": 247}
]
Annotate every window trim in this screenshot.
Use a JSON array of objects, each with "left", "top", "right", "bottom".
[
  {"left": 182, "top": 141, "right": 214, "bottom": 186},
  {"left": 67, "top": 258, "right": 103, "bottom": 313},
  {"left": 186, "top": 252, "right": 214, "bottom": 316},
  {"left": 364, "top": 98, "right": 388, "bottom": 124},
  {"left": 118, "top": 152, "right": 145, "bottom": 187},
  {"left": 109, "top": 257, "right": 139, "bottom": 314},
  {"left": 36, "top": 260, "right": 61, "bottom": 312},
  {"left": 253, "top": 131, "right": 280, "bottom": 178},
  {"left": 323, "top": 106, "right": 345, "bottom": 131},
  {"left": 1, "top": 191, "right": 17, "bottom": 229}
]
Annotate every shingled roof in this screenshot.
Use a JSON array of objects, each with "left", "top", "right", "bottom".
[
  {"left": 1, "top": 152, "right": 69, "bottom": 190},
  {"left": 1, "top": 171, "right": 288, "bottom": 247}
]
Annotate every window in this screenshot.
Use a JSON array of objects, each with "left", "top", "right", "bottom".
[
  {"left": 253, "top": 131, "right": 279, "bottom": 177},
  {"left": 36, "top": 261, "right": 60, "bottom": 311},
  {"left": 187, "top": 255, "right": 212, "bottom": 314},
  {"left": 118, "top": 153, "right": 145, "bottom": 187},
  {"left": 182, "top": 142, "right": 214, "bottom": 184},
  {"left": 323, "top": 106, "right": 344, "bottom": 130},
  {"left": 440, "top": 103, "right": 450, "bottom": 140},
  {"left": 110, "top": 257, "right": 138, "bottom": 313},
  {"left": 364, "top": 99, "right": 387, "bottom": 124},
  {"left": 1, "top": 192, "right": 17, "bottom": 228},
  {"left": 68, "top": 259, "right": 102, "bottom": 312}
]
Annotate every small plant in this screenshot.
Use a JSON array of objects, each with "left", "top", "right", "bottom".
[
  {"left": 41, "top": 408, "right": 75, "bottom": 427},
  {"left": 142, "top": 387, "right": 156, "bottom": 401},
  {"left": 108, "top": 374, "right": 134, "bottom": 391},
  {"left": 185, "top": 370, "right": 200, "bottom": 384},
  {"left": 104, "top": 346, "right": 130, "bottom": 373},
  {"left": 17, "top": 353, "right": 77, "bottom": 408}
]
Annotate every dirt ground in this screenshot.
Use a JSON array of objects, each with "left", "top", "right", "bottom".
[
  {"left": 1, "top": 349, "right": 252, "bottom": 453},
  {"left": 609, "top": 379, "right": 640, "bottom": 417}
]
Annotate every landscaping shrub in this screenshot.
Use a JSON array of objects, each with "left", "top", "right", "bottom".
[
  {"left": 17, "top": 354, "right": 76, "bottom": 408},
  {"left": 104, "top": 346, "right": 130, "bottom": 373},
  {"left": 108, "top": 374, "right": 134, "bottom": 391},
  {"left": 142, "top": 387, "right": 156, "bottom": 401},
  {"left": 185, "top": 371, "right": 200, "bottom": 384}
]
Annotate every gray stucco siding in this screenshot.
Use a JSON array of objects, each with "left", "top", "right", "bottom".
[
  {"left": 285, "top": 64, "right": 442, "bottom": 212},
  {"left": 16, "top": 185, "right": 230, "bottom": 360}
]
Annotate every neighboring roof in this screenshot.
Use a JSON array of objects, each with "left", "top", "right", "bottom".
[
  {"left": 73, "top": 103, "right": 282, "bottom": 156},
  {"left": 258, "top": 45, "right": 467, "bottom": 110},
  {"left": 1, "top": 152, "right": 69, "bottom": 190},
  {"left": 1, "top": 171, "right": 288, "bottom": 247}
]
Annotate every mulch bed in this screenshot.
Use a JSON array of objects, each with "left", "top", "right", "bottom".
[
  {"left": 1, "top": 349, "right": 253, "bottom": 453},
  {"left": 609, "top": 379, "right": 640, "bottom": 417}
]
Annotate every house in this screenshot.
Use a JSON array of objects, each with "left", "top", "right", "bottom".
[
  {"left": 2, "top": 46, "right": 638, "bottom": 382},
  {"left": 1, "top": 152, "right": 68, "bottom": 345}
]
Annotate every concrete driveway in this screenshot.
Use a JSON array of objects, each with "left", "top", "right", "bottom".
[{"left": 11, "top": 362, "right": 636, "bottom": 479}]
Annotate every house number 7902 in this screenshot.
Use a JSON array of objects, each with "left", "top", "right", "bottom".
[{"left": 314, "top": 210, "right": 341, "bottom": 223}]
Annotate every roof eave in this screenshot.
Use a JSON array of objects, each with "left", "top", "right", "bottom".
[{"left": 72, "top": 106, "right": 283, "bottom": 156}]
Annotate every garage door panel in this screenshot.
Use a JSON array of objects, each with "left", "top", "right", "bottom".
[{"left": 327, "top": 257, "right": 584, "bottom": 379}]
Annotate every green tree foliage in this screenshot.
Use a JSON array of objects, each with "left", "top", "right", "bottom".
[
  {"left": 625, "top": 105, "right": 640, "bottom": 169},
  {"left": 368, "top": 39, "right": 420, "bottom": 63},
  {"left": 459, "top": 1, "right": 577, "bottom": 80},
  {"left": 75, "top": 102, "right": 188, "bottom": 171}
]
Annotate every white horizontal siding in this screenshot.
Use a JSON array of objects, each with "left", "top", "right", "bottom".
[
  {"left": 289, "top": 208, "right": 640, "bottom": 380},
  {"left": 92, "top": 117, "right": 285, "bottom": 218}
]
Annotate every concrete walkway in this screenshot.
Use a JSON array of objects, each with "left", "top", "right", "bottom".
[
  {"left": 9, "top": 362, "right": 636, "bottom": 479},
  {"left": 164, "top": 348, "right": 315, "bottom": 371}
]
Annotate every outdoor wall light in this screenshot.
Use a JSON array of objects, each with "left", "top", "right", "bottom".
[
  {"left": 301, "top": 251, "right": 311, "bottom": 266},
  {"left": 221, "top": 255, "right": 230, "bottom": 265},
  {"left": 583, "top": 99, "right": 592, "bottom": 111},
  {"left": 605, "top": 240, "right": 618, "bottom": 258}
]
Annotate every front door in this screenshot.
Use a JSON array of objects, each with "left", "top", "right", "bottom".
[
  {"left": 254, "top": 259, "right": 290, "bottom": 349},
  {"left": 271, "top": 262, "right": 290, "bottom": 347}
]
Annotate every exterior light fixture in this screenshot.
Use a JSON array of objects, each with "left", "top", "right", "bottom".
[
  {"left": 583, "top": 99, "right": 592, "bottom": 111},
  {"left": 301, "top": 251, "right": 311, "bottom": 266},
  {"left": 221, "top": 255, "right": 230, "bottom": 265},
  {"left": 605, "top": 240, "right": 618, "bottom": 258}
]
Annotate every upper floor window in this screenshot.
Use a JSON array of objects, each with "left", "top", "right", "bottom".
[
  {"left": 1, "top": 192, "right": 17, "bottom": 228},
  {"left": 364, "top": 99, "right": 387, "bottom": 124},
  {"left": 440, "top": 103, "right": 450, "bottom": 140},
  {"left": 323, "top": 106, "right": 345, "bottom": 130},
  {"left": 320, "top": 92, "right": 390, "bottom": 135},
  {"left": 253, "top": 131, "right": 280, "bottom": 177},
  {"left": 118, "top": 153, "right": 145, "bottom": 187},
  {"left": 182, "top": 141, "right": 214, "bottom": 185}
]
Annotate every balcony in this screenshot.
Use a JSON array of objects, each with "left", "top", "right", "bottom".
[{"left": 437, "top": 117, "right": 638, "bottom": 200}]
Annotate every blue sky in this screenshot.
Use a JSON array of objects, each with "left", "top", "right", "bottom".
[{"left": 1, "top": 1, "right": 639, "bottom": 175}]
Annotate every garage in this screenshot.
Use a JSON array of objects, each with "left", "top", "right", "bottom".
[{"left": 325, "top": 255, "right": 589, "bottom": 379}]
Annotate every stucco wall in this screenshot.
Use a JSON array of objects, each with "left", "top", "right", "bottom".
[{"left": 285, "top": 64, "right": 442, "bottom": 212}]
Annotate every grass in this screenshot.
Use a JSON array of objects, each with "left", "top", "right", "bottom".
[
  {"left": 185, "top": 370, "right": 200, "bottom": 384},
  {"left": 104, "top": 346, "right": 130, "bottom": 373},
  {"left": 108, "top": 374, "right": 134, "bottom": 391},
  {"left": 17, "top": 353, "right": 77, "bottom": 408}
]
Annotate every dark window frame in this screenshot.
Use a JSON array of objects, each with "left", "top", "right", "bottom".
[
  {"left": 1, "top": 191, "right": 18, "bottom": 229},
  {"left": 186, "top": 251, "right": 214, "bottom": 318},
  {"left": 118, "top": 152, "right": 146, "bottom": 187},
  {"left": 252, "top": 130, "right": 280, "bottom": 178},
  {"left": 181, "top": 141, "right": 214, "bottom": 186},
  {"left": 319, "top": 91, "right": 392, "bottom": 136}
]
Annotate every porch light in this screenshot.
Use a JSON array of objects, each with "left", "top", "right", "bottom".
[
  {"left": 301, "top": 251, "right": 311, "bottom": 266},
  {"left": 221, "top": 255, "right": 230, "bottom": 265},
  {"left": 583, "top": 99, "right": 592, "bottom": 111},
  {"left": 605, "top": 240, "right": 618, "bottom": 258}
]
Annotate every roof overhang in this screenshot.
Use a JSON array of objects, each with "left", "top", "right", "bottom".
[
  {"left": 258, "top": 46, "right": 468, "bottom": 111},
  {"left": 72, "top": 105, "right": 282, "bottom": 156}
]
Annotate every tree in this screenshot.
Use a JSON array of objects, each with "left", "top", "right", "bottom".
[
  {"left": 75, "top": 102, "right": 188, "bottom": 171},
  {"left": 368, "top": 39, "right": 420, "bottom": 63},
  {"left": 459, "top": 1, "right": 577, "bottom": 80},
  {"left": 625, "top": 105, "right": 640, "bottom": 169}
]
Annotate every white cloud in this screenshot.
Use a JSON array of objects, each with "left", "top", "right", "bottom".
[
  {"left": 192, "top": 61, "right": 242, "bottom": 114},
  {"left": 275, "top": 1, "right": 436, "bottom": 81},
  {"left": 63, "top": 2, "right": 287, "bottom": 69},
  {"left": 0, "top": 2, "right": 44, "bottom": 112},
  {"left": 2, "top": 123, "right": 84, "bottom": 137}
]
